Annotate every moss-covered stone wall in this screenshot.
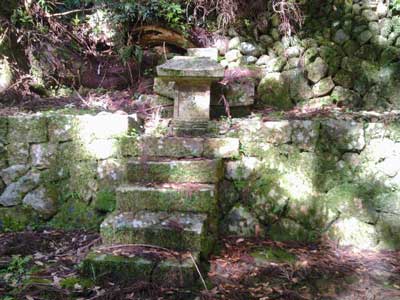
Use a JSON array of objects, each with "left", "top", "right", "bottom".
[
  {"left": 220, "top": 116, "right": 400, "bottom": 250},
  {"left": 220, "top": 0, "right": 400, "bottom": 111},
  {"left": 0, "top": 112, "right": 139, "bottom": 231}
]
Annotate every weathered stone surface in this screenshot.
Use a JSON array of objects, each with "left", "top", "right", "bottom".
[
  {"left": 47, "top": 114, "right": 76, "bottom": 142},
  {"left": 312, "top": 77, "right": 335, "bottom": 97},
  {"left": 101, "top": 211, "right": 207, "bottom": 251},
  {"left": 31, "top": 143, "right": 57, "bottom": 169},
  {"left": 0, "top": 171, "right": 41, "bottom": 206},
  {"left": 329, "top": 217, "right": 379, "bottom": 249},
  {"left": 259, "top": 57, "right": 286, "bottom": 73},
  {"left": 139, "top": 136, "right": 204, "bottom": 158},
  {"left": 222, "top": 79, "right": 255, "bottom": 107},
  {"left": 225, "top": 49, "right": 242, "bottom": 62},
  {"left": 291, "top": 120, "right": 319, "bottom": 150},
  {"left": 257, "top": 73, "right": 291, "bottom": 109},
  {"left": 223, "top": 205, "right": 263, "bottom": 237},
  {"left": 306, "top": 57, "right": 328, "bottom": 83},
  {"left": 22, "top": 187, "right": 56, "bottom": 217},
  {"left": 225, "top": 157, "right": 261, "bottom": 180},
  {"left": 333, "top": 29, "right": 350, "bottom": 44},
  {"left": 116, "top": 183, "right": 217, "bottom": 213},
  {"left": 127, "top": 159, "right": 223, "bottom": 183},
  {"left": 362, "top": 9, "right": 379, "bottom": 21},
  {"left": 82, "top": 249, "right": 197, "bottom": 286},
  {"left": 240, "top": 42, "right": 262, "bottom": 57},
  {"left": 97, "top": 159, "right": 126, "bottom": 187},
  {"left": 282, "top": 69, "right": 313, "bottom": 101},
  {"left": 203, "top": 138, "right": 239, "bottom": 158},
  {"left": 358, "top": 30, "right": 373, "bottom": 44},
  {"left": 228, "top": 37, "right": 241, "bottom": 50},
  {"left": 321, "top": 120, "right": 365, "bottom": 151},
  {"left": 7, "top": 142, "right": 29, "bottom": 165},
  {"left": 153, "top": 77, "right": 176, "bottom": 99},
  {"left": 0, "top": 164, "right": 29, "bottom": 185},
  {"left": 76, "top": 114, "right": 129, "bottom": 141},
  {"left": 0, "top": 117, "right": 7, "bottom": 143},
  {"left": 8, "top": 115, "right": 47, "bottom": 144},
  {"left": 187, "top": 48, "right": 218, "bottom": 60}
]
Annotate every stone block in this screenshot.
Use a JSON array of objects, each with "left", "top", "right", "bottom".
[
  {"left": 203, "top": 138, "right": 239, "bottom": 158},
  {"left": 97, "top": 159, "right": 126, "bottom": 187},
  {"left": 7, "top": 142, "right": 29, "bottom": 165},
  {"left": 8, "top": 115, "right": 47, "bottom": 143},
  {"left": 0, "top": 164, "right": 30, "bottom": 185},
  {"left": 22, "top": 187, "right": 56, "bottom": 217},
  {"left": 153, "top": 77, "right": 176, "bottom": 99},
  {"left": 0, "top": 171, "right": 41, "bottom": 206},
  {"left": 48, "top": 114, "right": 77, "bottom": 142},
  {"left": 100, "top": 211, "right": 207, "bottom": 252},
  {"left": 0, "top": 117, "right": 8, "bottom": 143},
  {"left": 82, "top": 250, "right": 197, "bottom": 287},
  {"left": 139, "top": 136, "right": 204, "bottom": 158},
  {"left": 320, "top": 120, "right": 365, "bottom": 151},
  {"left": 30, "top": 143, "right": 57, "bottom": 169},
  {"left": 127, "top": 159, "right": 223, "bottom": 183},
  {"left": 116, "top": 183, "right": 217, "bottom": 213}
]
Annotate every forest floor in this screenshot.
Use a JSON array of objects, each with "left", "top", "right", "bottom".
[{"left": 1, "top": 230, "right": 400, "bottom": 300}]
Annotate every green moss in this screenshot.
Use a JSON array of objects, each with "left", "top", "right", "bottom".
[
  {"left": 0, "top": 207, "right": 43, "bottom": 232},
  {"left": 94, "top": 189, "right": 116, "bottom": 213},
  {"left": 60, "top": 276, "right": 94, "bottom": 289},
  {"left": 49, "top": 199, "right": 103, "bottom": 231},
  {"left": 251, "top": 247, "right": 297, "bottom": 264}
]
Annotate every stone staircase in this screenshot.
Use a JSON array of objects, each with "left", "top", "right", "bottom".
[{"left": 83, "top": 136, "right": 239, "bottom": 287}]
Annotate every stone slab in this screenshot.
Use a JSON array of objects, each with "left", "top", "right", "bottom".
[
  {"left": 100, "top": 211, "right": 207, "bottom": 252},
  {"left": 126, "top": 159, "right": 223, "bottom": 183},
  {"left": 82, "top": 248, "right": 198, "bottom": 287},
  {"left": 157, "top": 56, "right": 224, "bottom": 79},
  {"left": 138, "top": 136, "right": 239, "bottom": 158},
  {"left": 116, "top": 183, "right": 217, "bottom": 213}
]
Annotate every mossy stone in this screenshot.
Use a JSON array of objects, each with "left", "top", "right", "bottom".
[{"left": 257, "top": 73, "right": 292, "bottom": 110}]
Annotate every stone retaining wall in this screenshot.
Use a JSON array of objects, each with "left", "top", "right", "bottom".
[
  {"left": 1, "top": 112, "right": 400, "bottom": 250},
  {"left": 0, "top": 112, "right": 138, "bottom": 231},
  {"left": 221, "top": 116, "right": 400, "bottom": 250},
  {"left": 218, "top": 0, "right": 400, "bottom": 111}
]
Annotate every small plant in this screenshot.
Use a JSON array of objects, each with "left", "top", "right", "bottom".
[{"left": 1, "top": 255, "right": 32, "bottom": 288}]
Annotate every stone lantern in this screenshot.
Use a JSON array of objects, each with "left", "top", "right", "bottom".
[{"left": 157, "top": 56, "right": 224, "bottom": 136}]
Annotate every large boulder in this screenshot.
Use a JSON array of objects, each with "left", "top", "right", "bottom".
[{"left": 257, "top": 73, "right": 292, "bottom": 109}]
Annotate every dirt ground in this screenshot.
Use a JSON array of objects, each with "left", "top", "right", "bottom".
[{"left": 1, "top": 230, "right": 400, "bottom": 300}]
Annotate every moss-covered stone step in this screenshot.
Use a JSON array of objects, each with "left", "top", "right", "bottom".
[
  {"left": 116, "top": 183, "right": 217, "bottom": 213},
  {"left": 126, "top": 159, "right": 223, "bottom": 183},
  {"left": 139, "top": 136, "right": 239, "bottom": 158},
  {"left": 101, "top": 211, "right": 207, "bottom": 252},
  {"left": 82, "top": 246, "right": 199, "bottom": 287}
]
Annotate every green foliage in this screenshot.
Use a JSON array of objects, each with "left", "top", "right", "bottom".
[
  {"left": 393, "top": 0, "right": 400, "bottom": 11},
  {"left": 0, "top": 255, "right": 32, "bottom": 287},
  {"left": 95, "top": 189, "right": 116, "bottom": 213}
]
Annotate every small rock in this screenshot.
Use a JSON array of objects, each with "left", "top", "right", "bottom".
[
  {"left": 242, "top": 55, "right": 258, "bottom": 64},
  {"left": 362, "top": 9, "right": 379, "bottom": 21},
  {"left": 240, "top": 42, "right": 262, "bottom": 57},
  {"left": 376, "top": 1, "right": 388, "bottom": 17},
  {"left": 0, "top": 171, "right": 41, "bottom": 206},
  {"left": 224, "top": 205, "right": 263, "bottom": 237},
  {"left": 333, "top": 29, "right": 350, "bottom": 44},
  {"left": 225, "top": 49, "right": 242, "bottom": 62},
  {"left": 259, "top": 35, "right": 274, "bottom": 48},
  {"left": 256, "top": 55, "right": 271, "bottom": 66},
  {"left": 358, "top": 30, "right": 373, "bottom": 44},
  {"left": 0, "top": 164, "right": 30, "bottom": 185},
  {"left": 352, "top": 3, "right": 361, "bottom": 14},
  {"left": 22, "top": 187, "right": 56, "bottom": 217},
  {"left": 368, "top": 22, "right": 380, "bottom": 35},
  {"left": 228, "top": 37, "right": 241, "bottom": 50},
  {"left": 312, "top": 77, "right": 335, "bottom": 97},
  {"left": 285, "top": 46, "right": 302, "bottom": 58},
  {"left": 306, "top": 57, "right": 328, "bottom": 83}
]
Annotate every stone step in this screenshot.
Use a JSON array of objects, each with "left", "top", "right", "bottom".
[
  {"left": 116, "top": 183, "right": 217, "bottom": 214},
  {"left": 100, "top": 211, "right": 208, "bottom": 252},
  {"left": 126, "top": 159, "right": 223, "bottom": 183},
  {"left": 139, "top": 136, "right": 239, "bottom": 158},
  {"left": 82, "top": 245, "right": 199, "bottom": 287}
]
